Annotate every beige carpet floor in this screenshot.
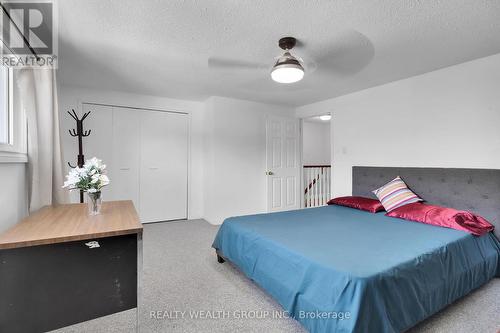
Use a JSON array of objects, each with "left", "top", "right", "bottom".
[{"left": 51, "top": 220, "right": 500, "bottom": 333}]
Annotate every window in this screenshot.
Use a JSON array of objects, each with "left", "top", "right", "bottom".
[
  {"left": 0, "top": 68, "right": 27, "bottom": 162},
  {"left": 0, "top": 66, "right": 9, "bottom": 144}
]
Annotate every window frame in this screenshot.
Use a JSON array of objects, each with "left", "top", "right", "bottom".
[{"left": 0, "top": 68, "right": 27, "bottom": 163}]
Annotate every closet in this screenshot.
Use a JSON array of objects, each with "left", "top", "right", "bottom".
[{"left": 82, "top": 103, "right": 188, "bottom": 223}]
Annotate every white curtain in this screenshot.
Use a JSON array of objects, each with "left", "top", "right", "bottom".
[{"left": 16, "top": 69, "right": 67, "bottom": 212}]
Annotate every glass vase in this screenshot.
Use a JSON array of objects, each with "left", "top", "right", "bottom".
[{"left": 87, "top": 191, "right": 102, "bottom": 216}]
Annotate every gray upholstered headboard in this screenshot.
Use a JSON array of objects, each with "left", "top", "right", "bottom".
[{"left": 352, "top": 166, "right": 500, "bottom": 239}]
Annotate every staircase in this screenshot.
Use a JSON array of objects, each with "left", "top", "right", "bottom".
[{"left": 304, "top": 165, "right": 331, "bottom": 208}]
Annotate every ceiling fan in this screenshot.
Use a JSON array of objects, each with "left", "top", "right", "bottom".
[
  {"left": 207, "top": 31, "right": 374, "bottom": 87},
  {"left": 208, "top": 36, "right": 306, "bottom": 84}
]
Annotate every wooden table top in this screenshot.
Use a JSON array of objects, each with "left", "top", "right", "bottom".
[{"left": 0, "top": 200, "right": 143, "bottom": 250}]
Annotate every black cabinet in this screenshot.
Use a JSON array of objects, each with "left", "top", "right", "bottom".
[{"left": 0, "top": 234, "right": 139, "bottom": 333}]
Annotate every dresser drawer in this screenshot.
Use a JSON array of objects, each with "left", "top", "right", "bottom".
[{"left": 0, "top": 233, "right": 138, "bottom": 333}]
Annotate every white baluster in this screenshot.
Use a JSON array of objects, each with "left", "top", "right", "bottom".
[
  {"left": 315, "top": 167, "right": 319, "bottom": 207},
  {"left": 324, "top": 167, "right": 328, "bottom": 204},
  {"left": 307, "top": 168, "right": 311, "bottom": 207},
  {"left": 314, "top": 168, "right": 317, "bottom": 207},
  {"left": 308, "top": 168, "right": 312, "bottom": 207},
  {"left": 304, "top": 168, "right": 307, "bottom": 207},
  {"left": 309, "top": 168, "right": 312, "bottom": 208},
  {"left": 312, "top": 168, "right": 315, "bottom": 207},
  {"left": 305, "top": 168, "right": 308, "bottom": 208},
  {"left": 325, "top": 167, "right": 328, "bottom": 203},
  {"left": 304, "top": 168, "right": 308, "bottom": 207},
  {"left": 316, "top": 168, "right": 321, "bottom": 207},
  {"left": 318, "top": 168, "right": 321, "bottom": 206},
  {"left": 305, "top": 168, "right": 311, "bottom": 207},
  {"left": 324, "top": 167, "right": 328, "bottom": 205},
  {"left": 318, "top": 167, "right": 321, "bottom": 206},
  {"left": 327, "top": 167, "right": 331, "bottom": 199},
  {"left": 320, "top": 167, "right": 324, "bottom": 205},
  {"left": 309, "top": 168, "right": 314, "bottom": 207}
]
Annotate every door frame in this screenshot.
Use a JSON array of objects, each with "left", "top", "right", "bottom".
[
  {"left": 77, "top": 101, "right": 191, "bottom": 221},
  {"left": 298, "top": 118, "right": 305, "bottom": 208},
  {"left": 297, "top": 113, "right": 333, "bottom": 208}
]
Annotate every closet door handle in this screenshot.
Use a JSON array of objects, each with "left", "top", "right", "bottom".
[
  {"left": 119, "top": 167, "right": 130, "bottom": 170},
  {"left": 149, "top": 167, "right": 159, "bottom": 170}
]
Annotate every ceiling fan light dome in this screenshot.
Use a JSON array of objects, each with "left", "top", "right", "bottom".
[
  {"left": 271, "top": 52, "right": 304, "bottom": 84},
  {"left": 271, "top": 66, "right": 304, "bottom": 84}
]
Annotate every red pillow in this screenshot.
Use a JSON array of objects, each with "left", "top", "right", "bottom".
[
  {"left": 327, "top": 196, "right": 385, "bottom": 213},
  {"left": 386, "top": 203, "right": 494, "bottom": 236}
]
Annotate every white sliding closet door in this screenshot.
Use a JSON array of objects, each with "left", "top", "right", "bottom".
[
  {"left": 79, "top": 103, "right": 189, "bottom": 223},
  {"left": 81, "top": 104, "right": 114, "bottom": 200},
  {"left": 111, "top": 107, "right": 141, "bottom": 211},
  {"left": 140, "top": 111, "right": 188, "bottom": 223}
]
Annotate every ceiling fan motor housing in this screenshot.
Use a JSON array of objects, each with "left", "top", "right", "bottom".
[
  {"left": 278, "top": 37, "right": 297, "bottom": 50},
  {"left": 274, "top": 52, "right": 301, "bottom": 67}
]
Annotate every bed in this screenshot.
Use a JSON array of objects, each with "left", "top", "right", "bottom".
[{"left": 212, "top": 167, "right": 500, "bottom": 333}]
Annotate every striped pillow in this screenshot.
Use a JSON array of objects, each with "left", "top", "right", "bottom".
[{"left": 372, "top": 176, "right": 422, "bottom": 212}]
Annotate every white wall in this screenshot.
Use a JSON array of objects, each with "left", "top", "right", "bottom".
[
  {"left": 302, "top": 121, "right": 331, "bottom": 165},
  {"left": 296, "top": 53, "right": 500, "bottom": 197},
  {"left": 59, "top": 53, "right": 500, "bottom": 224},
  {"left": 203, "top": 96, "right": 294, "bottom": 224},
  {"left": 58, "top": 86, "right": 205, "bottom": 219},
  {"left": 58, "top": 88, "right": 295, "bottom": 225},
  {"left": 0, "top": 163, "right": 27, "bottom": 232}
]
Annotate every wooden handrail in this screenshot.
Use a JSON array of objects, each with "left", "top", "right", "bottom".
[
  {"left": 303, "top": 165, "right": 331, "bottom": 168},
  {"left": 303, "top": 166, "right": 331, "bottom": 208},
  {"left": 304, "top": 166, "right": 330, "bottom": 194},
  {"left": 304, "top": 174, "right": 320, "bottom": 194}
]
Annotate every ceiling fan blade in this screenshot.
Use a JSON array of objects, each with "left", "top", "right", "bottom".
[
  {"left": 307, "top": 30, "right": 375, "bottom": 76},
  {"left": 208, "top": 57, "right": 269, "bottom": 70}
]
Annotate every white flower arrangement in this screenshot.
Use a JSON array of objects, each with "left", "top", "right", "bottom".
[{"left": 63, "top": 157, "right": 110, "bottom": 193}]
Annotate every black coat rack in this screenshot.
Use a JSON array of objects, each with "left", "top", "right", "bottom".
[{"left": 67, "top": 109, "right": 92, "bottom": 203}]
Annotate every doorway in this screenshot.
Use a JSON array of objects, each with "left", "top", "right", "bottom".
[{"left": 301, "top": 115, "right": 332, "bottom": 208}]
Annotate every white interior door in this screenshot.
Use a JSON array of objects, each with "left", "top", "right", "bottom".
[
  {"left": 266, "top": 116, "right": 300, "bottom": 212},
  {"left": 111, "top": 107, "right": 141, "bottom": 211},
  {"left": 140, "top": 111, "right": 188, "bottom": 223}
]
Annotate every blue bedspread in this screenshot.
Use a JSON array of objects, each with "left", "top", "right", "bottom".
[{"left": 212, "top": 205, "right": 500, "bottom": 333}]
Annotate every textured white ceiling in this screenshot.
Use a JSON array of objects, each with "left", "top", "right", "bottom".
[{"left": 58, "top": 0, "right": 500, "bottom": 107}]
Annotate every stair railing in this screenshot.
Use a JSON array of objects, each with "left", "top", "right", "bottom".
[{"left": 304, "top": 165, "right": 331, "bottom": 208}]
